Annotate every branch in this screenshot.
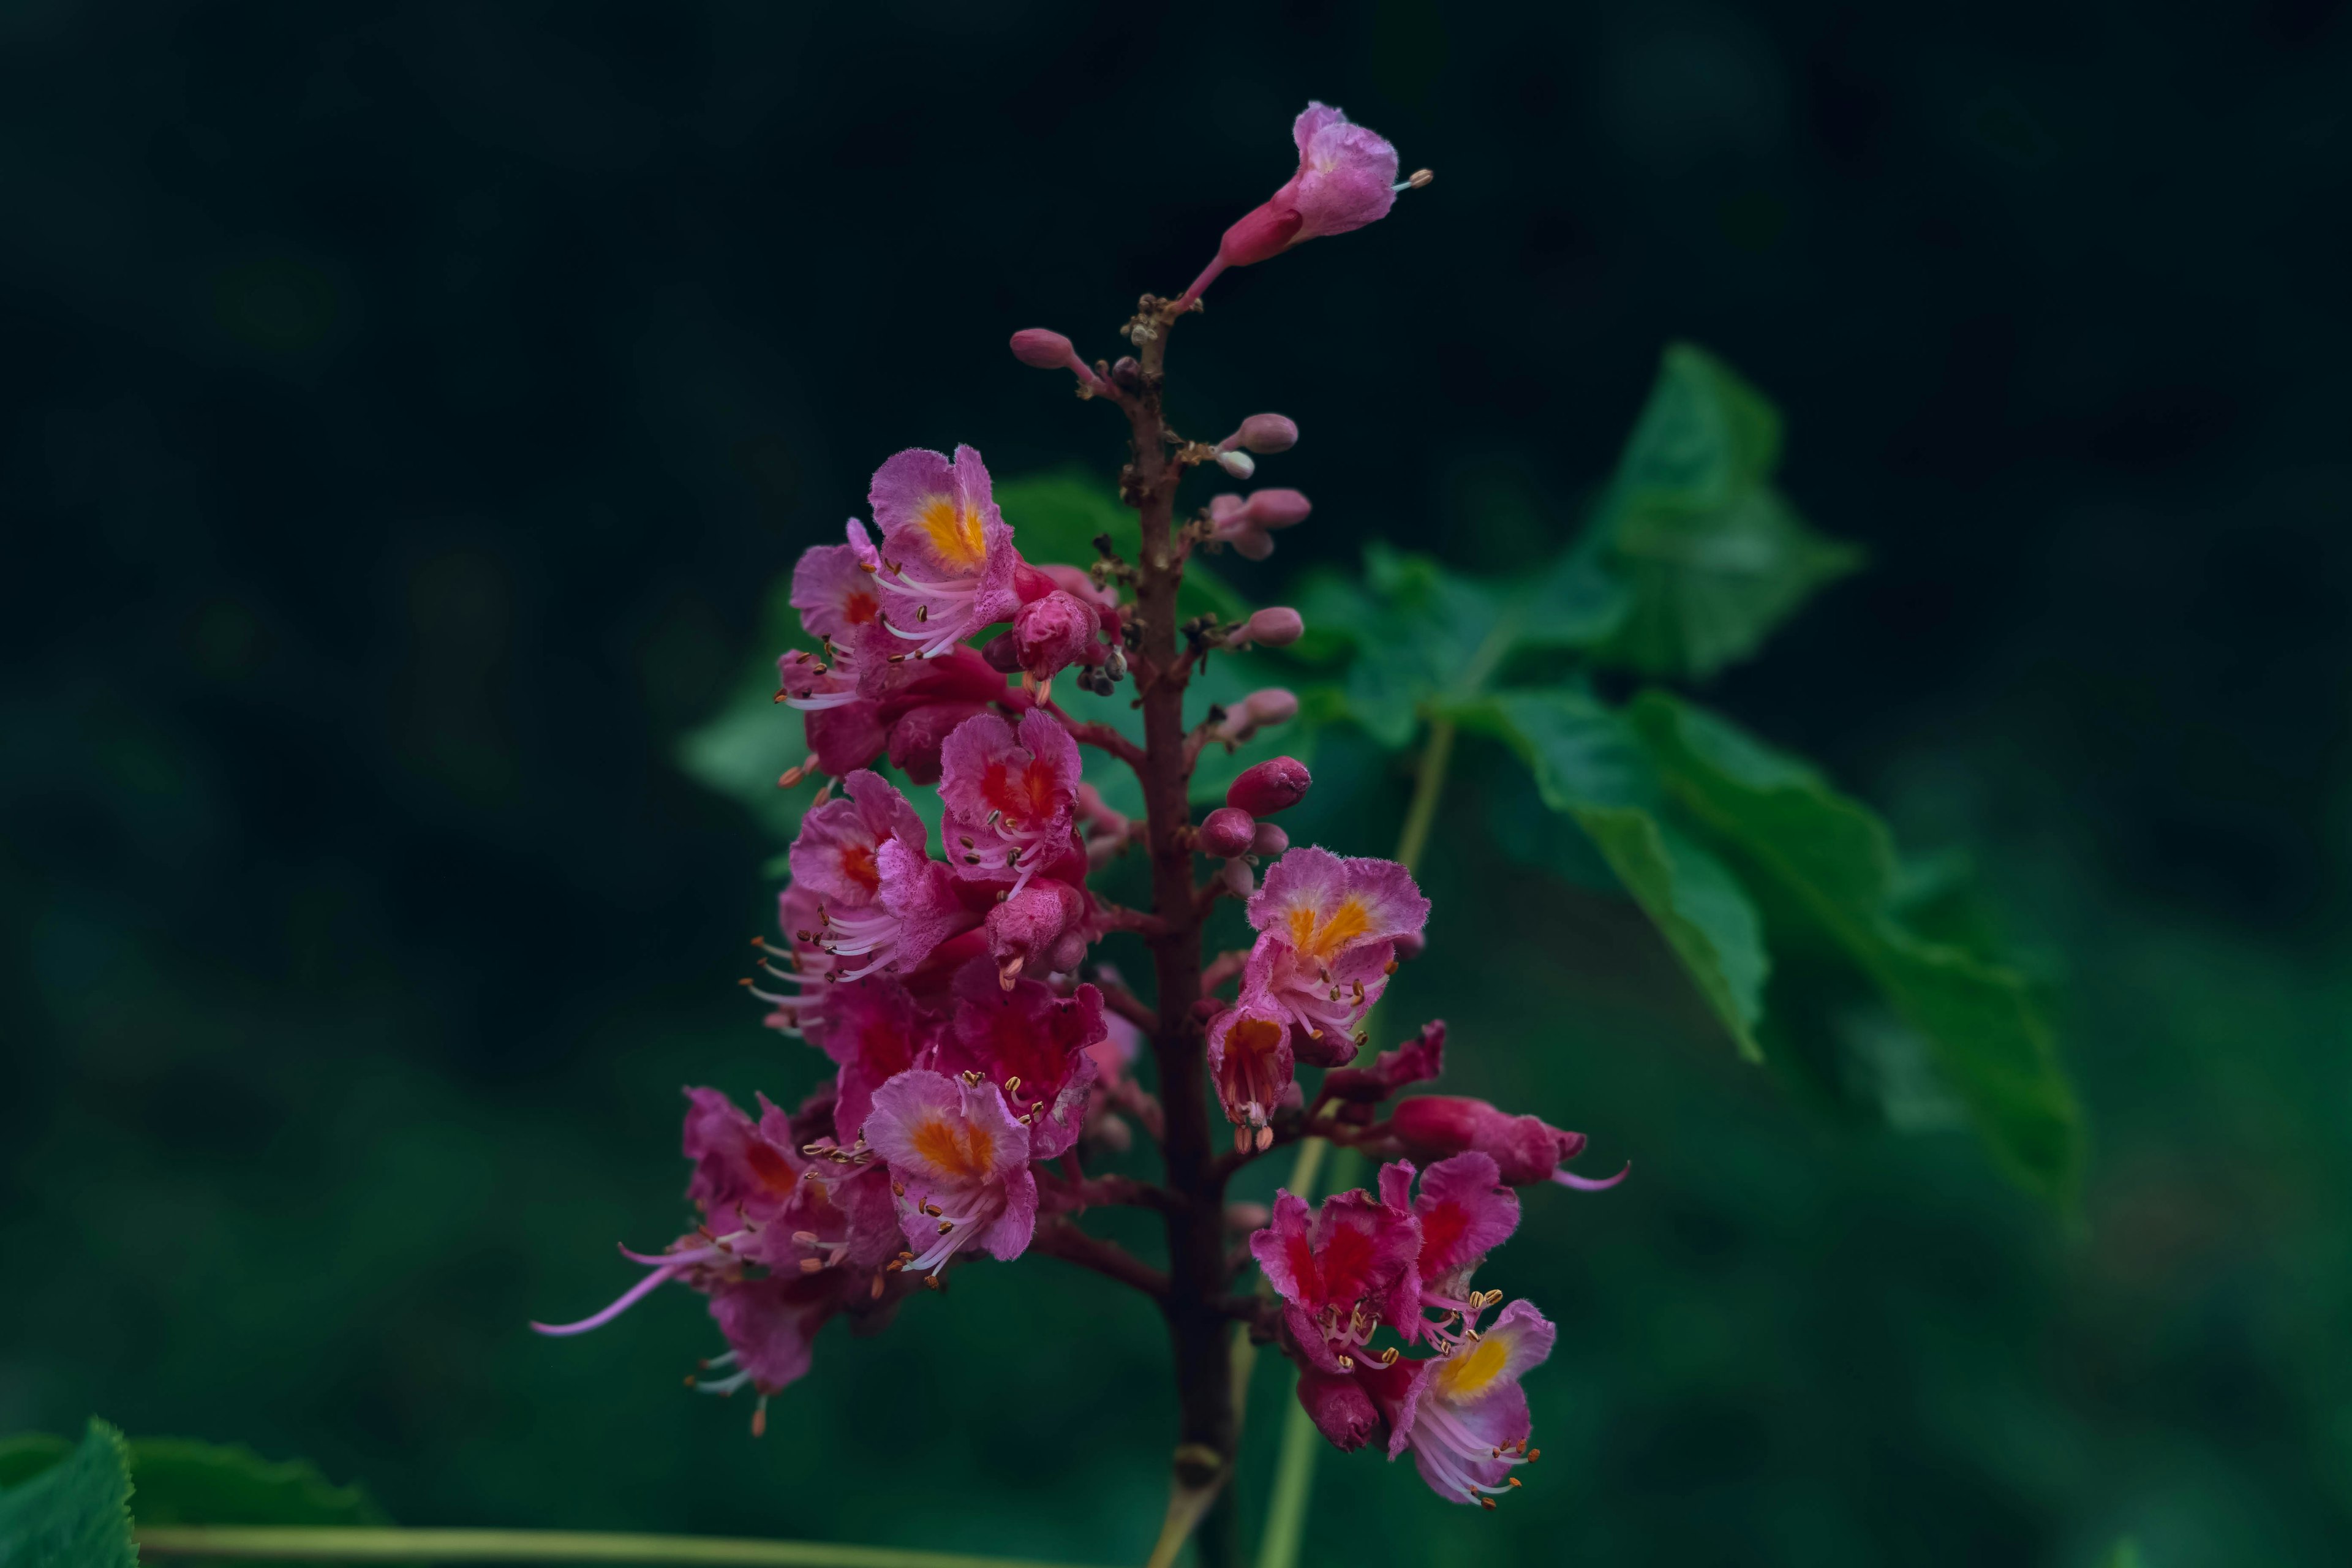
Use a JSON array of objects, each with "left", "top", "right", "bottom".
[
  {"left": 1029, "top": 1217, "right": 1170, "bottom": 1298},
  {"left": 1097, "top": 979, "right": 1159, "bottom": 1033},
  {"left": 1095, "top": 902, "right": 1172, "bottom": 940},
  {"left": 1044, "top": 702, "right": 1145, "bottom": 769}
]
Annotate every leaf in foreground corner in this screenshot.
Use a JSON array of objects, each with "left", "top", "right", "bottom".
[
  {"left": 1627, "top": 689, "right": 2082, "bottom": 1201},
  {"left": 0, "top": 1419, "right": 135, "bottom": 1568}
]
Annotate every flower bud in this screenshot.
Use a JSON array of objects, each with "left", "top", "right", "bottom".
[
  {"left": 1009, "top": 328, "right": 1105, "bottom": 393},
  {"left": 1234, "top": 413, "right": 1299, "bottom": 454},
  {"left": 1218, "top": 687, "right": 1300, "bottom": 745},
  {"left": 1198, "top": 806, "right": 1256, "bottom": 859},
  {"left": 980, "top": 630, "right": 1023, "bottom": 674},
  {"left": 1009, "top": 328, "right": 1076, "bottom": 369},
  {"left": 1216, "top": 449, "right": 1257, "bottom": 480},
  {"left": 1295, "top": 1366, "right": 1382, "bottom": 1453},
  {"left": 1228, "top": 607, "right": 1305, "bottom": 650},
  {"left": 1250, "top": 821, "right": 1289, "bottom": 857},
  {"left": 1111, "top": 356, "right": 1141, "bottom": 390},
  {"left": 1224, "top": 1201, "right": 1271, "bottom": 1232},
  {"left": 1221, "top": 856, "right": 1256, "bottom": 898},
  {"left": 1243, "top": 489, "right": 1312, "bottom": 530},
  {"left": 1388, "top": 1095, "right": 1599, "bottom": 1186},
  {"left": 1393, "top": 930, "right": 1426, "bottom": 962},
  {"left": 1012, "top": 590, "right": 1101, "bottom": 680},
  {"left": 1227, "top": 756, "right": 1311, "bottom": 816}
]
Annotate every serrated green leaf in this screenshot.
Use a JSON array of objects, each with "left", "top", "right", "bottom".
[
  {"left": 1628, "top": 690, "right": 2082, "bottom": 1202},
  {"left": 121, "top": 1439, "right": 384, "bottom": 1531},
  {"left": 0, "top": 1419, "right": 135, "bottom": 1568},
  {"left": 1592, "top": 344, "right": 1860, "bottom": 680},
  {"left": 1453, "top": 690, "right": 1766, "bottom": 1059}
]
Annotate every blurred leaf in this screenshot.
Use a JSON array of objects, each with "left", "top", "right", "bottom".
[
  {"left": 0, "top": 1419, "right": 135, "bottom": 1568},
  {"left": 676, "top": 571, "right": 818, "bottom": 845},
  {"left": 1628, "top": 690, "right": 2082, "bottom": 1201},
  {"left": 1296, "top": 543, "right": 1621, "bottom": 748},
  {"left": 118, "top": 1439, "right": 384, "bottom": 1530},
  {"left": 0, "top": 1437, "right": 69, "bottom": 1491},
  {"left": 1591, "top": 343, "right": 1860, "bottom": 680},
  {"left": 1456, "top": 690, "right": 1766, "bottom": 1059},
  {"left": 2101, "top": 1541, "right": 2147, "bottom": 1568}
]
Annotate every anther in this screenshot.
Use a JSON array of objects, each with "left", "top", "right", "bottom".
[
  {"left": 791, "top": 1231, "right": 820, "bottom": 1246},
  {"left": 799, "top": 1257, "right": 824, "bottom": 1274},
  {"left": 1478, "top": 1496, "right": 1496, "bottom": 1511},
  {"left": 1507, "top": 1477, "right": 1522, "bottom": 1488},
  {"left": 1004, "top": 1076, "right": 1022, "bottom": 1093},
  {"left": 870, "top": 1273, "right": 886, "bottom": 1299},
  {"left": 1384, "top": 960, "right": 1398, "bottom": 976},
  {"left": 937, "top": 1219, "right": 954, "bottom": 1234},
  {"left": 750, "top": 1394, "right": 769, "bottom": 1438}
]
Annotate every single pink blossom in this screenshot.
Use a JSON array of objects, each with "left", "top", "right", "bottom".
[
  {"left": 1377, "top": 1154, "right": 1520, "bottom": 1343},
  {"left": 983, "top": 876, "right": 1091, "bottom": 984},
  {"left": 787, "top": 769, "right": 927, "bottom": 910},
  {"left": 939, "top": 708, "right": 1082, "bottom": 895},
  {"left": 1387, "top": 1095, "right": 1628, "bottom": 1191},
  {"left": 933, "top": 960, "right": 1106, "bottom": 1159},
  {"left": 1207, "top": 988, "right": 1297, "bottom": 1145},
  {"left": 869, "top": 445, "right": 1022, "bottom": 658},
  {"left": 1242, "top": 845, "right": 1429, "bottom": 1050},
  {"left": 788, "top": 521, "right": 889, "bottom": 684},
  {"left": 1177, "top": 104, "right": 1404, "bottom": 307},
  {"left": 1376, "top": 1299, "right": 1556, "bottom": 1507},
  {"left": 862, "top": 1068, "right": 1039, "bottom": 1274},
  {"left": 1250, "top": 1186, "right": 1422, "bottom": 1373}
]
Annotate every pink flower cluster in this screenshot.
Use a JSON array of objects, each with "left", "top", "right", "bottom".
[{"left": 535, "top": 103, "right": 1619, "bottom": 1516}]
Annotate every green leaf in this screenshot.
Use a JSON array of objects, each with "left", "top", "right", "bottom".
[
  {"left": 0, "top": 1438, "right": 69, "bottom": 1493},
  {"left": 0, "top": 1419, "right": 135, "bottom": 1568},
  {"left": 119, "top": 1439, "right": 384, "bottom": 1531},
  {"left": 1591, "top": 343, "right": 1860, "bottom": 680},
  {"left": 2101, "top": 1540, "right": 2147, "bottom": 1568},
  {"left": 1627, "top": 690, "right": 2083, "bottom": 1201},
  {"left": 676, "top": 571, "right": 820, "bottom": 846},
  {"left": 1454, "top": 690, "right": 1767, "bottom": 1060}
]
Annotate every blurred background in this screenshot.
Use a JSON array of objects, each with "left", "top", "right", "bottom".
[{"left": 5, "top": 2, "right": 2351, "bottom": 1564}]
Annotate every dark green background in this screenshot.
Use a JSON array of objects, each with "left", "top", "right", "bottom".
[{"left": 5, "top": 2, "right": 2349, "bottom": 1563}]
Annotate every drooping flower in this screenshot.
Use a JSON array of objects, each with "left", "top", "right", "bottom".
[
  {"left": 1387, "top": 1096, "right": 1627, "bottom": 1191},
  {"left": 1207, "top": 989, "right": 1299, "bottom": 1147},
  {"left": 869, "top": 445, "right": 1022, "bottom": 658},
  {"left": 1376, "top": 1300, "right": 1556, "bottom": 1508},
  {"left": 938, "top": 708, "right": 1082, "bottom": 896},
  {"left": 1250, "top": 1186, "right": 1420, "bottom": 1373},
  {"left": 1243, "top": 845, "right": 1430, "bottom": 1054},
  {"left": 1376, "top": 1154, "right": 1520, "bottom": 1343},
  {"left": 1177, "top": 104, "right": 1406, "bottom": 308},
  {"left": 862, "top": 1068, "right": 1038, "bottom": 1274}
]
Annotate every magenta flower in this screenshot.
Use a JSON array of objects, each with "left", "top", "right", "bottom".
[
  {"left": 1244, "top": 845, "right": 1430, "bottom": 1050},
  {"left": 1376, "top": 1153, "right": 1520, "bottom": 1343},
  {"left": 1388, "top": 1095, "right": 1628, "bottom": 1190},
  {"left": 787, "top": 769, "right": 927, "bottom": 910},
  {"left": 869, "top": 445, "right": 1022, "bottom": 658},
  {"left": 788, "top": 519, "right": 889, "bottom": 690},
  {"left": 1177, "top": 104, "right": 1404, "bottom": 308},
  {"left": 1250, "top": 1186, "right": 1420, "bottom": 1373},
  {"left": 1207, "top": 989, "right": 1300, "bottom": 1147},
  {"left": 982, "top": 876, "right": 1091, "bottom": 986},
  {"left": 939, "top": 708, "right": 1082, "bottom": 895},
  {"left": 1378, "top": 1299, "right": 1556, "bottom": 1508},
  {"left": 933, "top": 960, "right": 1107, "bottom": 1158},
  {"left": 862, "top": 1068, "right": 1039, "bottom": 1275},
  {"left": 810, "top": 977, "right": 938, "bottom": 1147},
  {"left": 1009, "top": 589, "right": 1101, "bottom": 684}
]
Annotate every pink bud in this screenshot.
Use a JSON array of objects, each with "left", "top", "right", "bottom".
[
  {"left": 1222, "top": 414, "right": 1299, "bottom": 455},
  {"left": 1250, "top": 821, "right": 1289, "bottom": 857},
  {"left": 1218, "top": 687, "right": 1300, "bottom": 745},
  {"left": 1220, "top": 856, "right": 1256, "bottom": 898},
  {"left": 1392, "top": 930, "right": 1427, "bottom": 962},
  {"left": 1227, "top": 756, "right": 1311, "bottom": 816},
  {"left": 1242, "top": 489, "right": 1312, "bottom": 530},
  {"left": 980, "top": 631, "right": 1023, "bottom": 674},
  {"left": 1295, "top": 1366, "right": 1382, "bottom": 1453},
  {"left": 1216, "top": 450, "right": 1256, "bottom": 479},
  {"left": 1388, "top": 1096, "right": 1594, "bottom": 1187},
  {"left": 1012, "top": 590, "right": 1101, "bottom": 680},
  {"left": 1009, "top": 328, "right": 1076, "bottom": 368},
  {"left": 1198, "top": 806, "right": 1256, "bottom": 859},
  {"left": 1231, "top": 607, "right": 1305, "bottom": 649},
  {"left": 1009, "top": 328, "right": 1105, "bottom": 393}
]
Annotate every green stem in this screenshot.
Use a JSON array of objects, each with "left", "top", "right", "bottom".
[
  {"left": 133, "top": 1529, "right": 1094, "bottom": 1567},
  {"left": 1251, "top": 718, "right": 1455, "bottom": 1568}
]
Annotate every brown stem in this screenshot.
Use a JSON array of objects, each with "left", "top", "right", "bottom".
[
  {"left": 1123, "top": 298, "right": 1240, "bottom": 1566},
  {"left": 1031, "top": 1218, "right": 1172, "bottom": 1297}
]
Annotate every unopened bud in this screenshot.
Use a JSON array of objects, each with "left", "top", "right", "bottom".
[
  {"left": 1216, "top": 449, "right": 1256, "bottom": 480},
  {"left": 1224, "top": 1201, "right": 1272, "bottom": 1232},
  {"left": 1009, "top": 328, "right": 1106, "bottom": 393},
  {"left": 1393, "top": 930, "right": 1426, "bottom": 962},
  {"left": 1227, "top": 756, "right": 1311, "bottom": 816},
  {"left": 1220, "top": 856, "right": 1256, "bottom": 898},
  {"left": 1242, "top": 489, "right": 1311, "bottom": 530},
  {"left": 1110, "top": 356, "right": 1141, "bottom": 390},
  {"left": 1230, "top": 606, "right": 1305, "bottom": 649},
  {"left": 1250, "top": 821, "right": 1289, "bottom": 857},
  {"left": 1229, "top": 414, "right": 1299, "bottom": 454},
  {"left": 1198, "top": 806, "right": 1256, "bottom": 859},
  {"left": 1217, "top": 687, "right": 1300, "bottom": 746}
]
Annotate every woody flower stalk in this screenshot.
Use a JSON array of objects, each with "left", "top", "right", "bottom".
[{"left": 534, "top": 102, "right": 1618, "bottom": 1561}]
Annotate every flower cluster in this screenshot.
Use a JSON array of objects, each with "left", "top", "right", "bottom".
[{"left": 538, "top": 101, "right": 1621, "bottom": 1517}]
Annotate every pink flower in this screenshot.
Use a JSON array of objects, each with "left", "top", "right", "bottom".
[
  {"left": 814, "top": 836, "right": 973, "bottom": 981},
  {"left": 1243, "top": 845, "right": 1430, "bottom": 1051},
  {"left": 982, "top": 876, "right": 1091, "bottom": 984},
  {"left": 1207, "top": 989, "right": 1300, "bottom": 1145},
  {"left": 1376, "top": 1300, "right": 1556, "bottom": 1508},
  {"left": 1377, "top": 1154, "right": 1520, "bottom": 1343},
  {"left": 862, "top": 1068, "right": 1039, "bottom": 1274},
  {"left": 1250, "top": 1186, "right": 1420, "bottom": 1373},
  {"left": 788, "top": 521, "right": 889, "bottom": 687},
  {"left": 869, "top": 445, "right": 1022, "bottom": 658},
  {"left": 1177, "top": 104, "right": 1404, "bottom": 307},
  {"left": 809, "top": 977, "right": 938, "bottom": 1147},
  {"left": 787, "top": 769, "right": 926, "bottom": 910},
  {"left": 933, "top": 960, "right": 1106, "bottom": 1159},
  {"left": 939, "top": 709, "right": 1081, "bottom": 895},
  {"left": 1387, "top": 1096, "right": 1629, "bottom": 1191}
]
